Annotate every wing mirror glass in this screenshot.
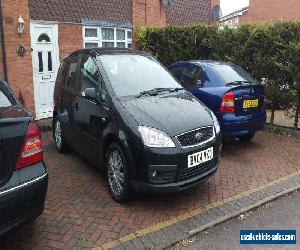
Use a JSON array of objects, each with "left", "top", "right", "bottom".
[{"left": 82, "top": 88, "right": 97, "bottom": 100}]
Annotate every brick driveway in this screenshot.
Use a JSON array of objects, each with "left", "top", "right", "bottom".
[{"left": 1, "top": 131, "right": 300, "bottom": 249}]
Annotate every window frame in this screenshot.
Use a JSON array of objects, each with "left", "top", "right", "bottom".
[{"left": 83, "top": 26, "right": 133, "bottom": 49}]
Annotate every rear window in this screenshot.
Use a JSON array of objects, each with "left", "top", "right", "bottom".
[
  {"left": 0, "top": 81, "right": 17, "bottom": 108},
  {"left": 205, "top": 64, "right": 257, "bottom": 87}
]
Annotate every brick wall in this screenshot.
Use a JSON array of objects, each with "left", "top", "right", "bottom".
[
  {"left": 132, "top": 0, "right": 167, "bottom": 48},
  {"left": 0, "top": 34, "right": 4, "bottom": 76},
  {"left": 58, "top": 24, "right": 83, "bottom": 60},
  {"left": 240, "top": 0, "right": 300, "bottom": 24},
  {"left": 1, "top": 0, "right": 35, "bottom": 113}
]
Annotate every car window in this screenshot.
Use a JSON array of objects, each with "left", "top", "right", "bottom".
[
  {"left": 56, "top": 60, "right": 67, "bottom": 87},
  {"left": 78, "top": 55, "right": 100, "bottom": 93},
  {"left": 209, "top": 64, "right": 257, "bottom": 86},
  {"left": 98, "top": 54, "right": 181, "bottom": 97},
  {"left": 169, "top": 66, "right": 182, "bottom": 81},
  {"left": 0, "top": 81, "right": 17, "bottom": 108},
  {"left": 65, "top": 55, "right": 79, "bottom": 91},
  {"left": 181, "top": 65, "right": 202, "bottom": 88}
]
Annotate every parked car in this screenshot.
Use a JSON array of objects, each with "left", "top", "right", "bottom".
[
  {"left": 168, "top": 61, "right": 266, "bottom": 141},
  {"left": 0, "top": 78, "right": 48, "bottom": 236},
  {"left": 53, "top": 48, "right": 222, "bottom": 202}
]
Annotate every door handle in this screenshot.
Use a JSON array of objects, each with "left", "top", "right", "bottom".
[{"left": 75, "top": 103, "right": 79, "bottom": 111}]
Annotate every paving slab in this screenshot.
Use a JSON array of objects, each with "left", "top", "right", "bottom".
[{"left": 0, "top": 131, "right": 299, "bottom": 249}]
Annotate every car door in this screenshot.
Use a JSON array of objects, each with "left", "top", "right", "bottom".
[
  {"left": 74, "top": 54, "right": 111, "bottom": 161},
  {"left": 59, "top": 55, "right": 80, "bottom": 145},
  {"left": 180, "top": 64, "right": 218, "bottom": 112}
]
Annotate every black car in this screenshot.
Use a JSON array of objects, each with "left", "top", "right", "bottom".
[
  {"left": 0, "top": 79, "right": 48, "bottom": 235},
  {"left": 53, "top": 48, "right": 222, "bottom": 202}
]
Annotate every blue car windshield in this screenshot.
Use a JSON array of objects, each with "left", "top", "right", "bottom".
[
  {"left": 98, "top": 54, "right": 181, "bottom": 97},
  {"left": 206, "top": 64, "right": 257, "bottom": 86}
]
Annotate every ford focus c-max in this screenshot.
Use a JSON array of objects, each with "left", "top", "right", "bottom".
[{"left": 53, "top": 48, "right": 222, "bottom": 202}]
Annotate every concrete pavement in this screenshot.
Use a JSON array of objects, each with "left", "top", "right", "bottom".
[{"left": 174, "top": 191, "right": 300, "bottom": 250}]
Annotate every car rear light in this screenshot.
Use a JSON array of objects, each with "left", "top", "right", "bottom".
[
  {"left": 15, "top": 122, "right": 43, "bottom": 170},
  {"left": 220, "top": 91, "right": 235, "bottom": 113}
]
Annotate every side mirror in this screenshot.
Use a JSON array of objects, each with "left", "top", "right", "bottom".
[
  {"left": 197, "top": 80, "right": 204, "bottom": 87},
  {"left": 82, "top": 88, "right": 97, "bottom": 100}
]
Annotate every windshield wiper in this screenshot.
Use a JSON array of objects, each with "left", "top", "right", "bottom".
[
  {"left": 225, "top": 81, "right": 254, "bottom": 86},
  {"left": 169, "top": 87, "right": 185, "bottom": 92},
  {"left": 135, "top": 87, "right": 183, "bottom": 98}
]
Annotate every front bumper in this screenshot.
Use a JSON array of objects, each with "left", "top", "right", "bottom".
[
  {"left": 132, "top": 163, "right": 218, "bottom": 193},
  {"left": 130, "top": 132, "right": 222, "bottom": 193},
  {"left": 0, "top": 162, "right": 48, "bottom": 236}
]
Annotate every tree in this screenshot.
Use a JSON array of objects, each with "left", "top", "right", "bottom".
[
  {"left": 286, "top": 42, "right": 300, "bottom": 129},
  {"left": 263, "top": 79, "right": 293, "bottom": 125}
]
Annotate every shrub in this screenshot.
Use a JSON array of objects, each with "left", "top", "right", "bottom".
[{"left": 137, "top": 22, "right": 300, "bottom": 128}]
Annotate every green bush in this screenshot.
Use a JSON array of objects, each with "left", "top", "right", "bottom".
[{"left": 137, "top": 22, "right": 300, "bottom": 128}]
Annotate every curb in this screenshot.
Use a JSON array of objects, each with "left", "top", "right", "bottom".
[
  {"left": 188, "top": 185, "right": 299, "bottom": 236},
  {"left": 98, "top": 171, "right": 300, "bottom": 249}
]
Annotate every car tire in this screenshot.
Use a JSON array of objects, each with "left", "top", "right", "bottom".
[
  {"left": 238, "top": 133, "right": 255, "bottom": 142},
  {"left": 53, "top": 117, "right": 69, "bottom": 153},
  {"left": 105, "top": 142, "right": 132, "bottom": 203}
]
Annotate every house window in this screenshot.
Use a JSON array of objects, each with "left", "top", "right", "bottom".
[
  {"left": 85, "top": 28, "right": 98, "bottom": 38},
  {"left": 83, "top": 26, "right": 133, "bottom": 49},
  {"left": 38, "top": 33, "right": 51, "bottom": 43}
]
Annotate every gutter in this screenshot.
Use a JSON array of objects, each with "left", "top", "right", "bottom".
[{"left": 0, "top": 0, "right": 8, "bottom": 82}]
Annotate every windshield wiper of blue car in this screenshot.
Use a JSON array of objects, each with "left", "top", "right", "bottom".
[
  {"left": 225, "top": 81, "right": 254, "bottom": 86},
  {"left": 135, "top": 87, "right": 184, "bottom": 98}
]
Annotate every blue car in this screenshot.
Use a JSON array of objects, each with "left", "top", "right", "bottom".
[{"left": 168, "top": 61, "right": 266, "bottom": 141}]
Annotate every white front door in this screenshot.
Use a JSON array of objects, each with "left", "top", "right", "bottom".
[{"left": 31, "top": 22, "right": 59, "bottom": 119}]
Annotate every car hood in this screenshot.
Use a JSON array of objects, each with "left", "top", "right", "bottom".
[{"left": 121, "top": 91, "right": 213, "bottom": 137}]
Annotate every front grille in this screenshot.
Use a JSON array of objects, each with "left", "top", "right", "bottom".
[
  {"left": 177, "top": 158, "right": 217, "bottom": 182},
  {"left": 176, "top": 127, "right": 214, "bottom": 147}
]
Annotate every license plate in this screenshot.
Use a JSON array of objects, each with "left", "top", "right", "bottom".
[
  {"left": 243, "top": 99, "right": 259, "bottom": 109},
  {"left": 188, "top": 147, "right": 214, "bottom": 168}
]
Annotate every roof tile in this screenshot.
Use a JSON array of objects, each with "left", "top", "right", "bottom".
[
  {"left": 166, "top": 0, "right": 211, "bottom": 25},
  {"left": 29, "top": 0, "right": 132, "bottom": 23}
]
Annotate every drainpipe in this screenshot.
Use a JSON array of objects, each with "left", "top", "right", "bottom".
[{"left": 0, "top": 0, "right": 8, "bottom": 82}]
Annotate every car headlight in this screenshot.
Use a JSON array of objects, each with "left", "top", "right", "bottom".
[
  {"left": 210, "top": 110, "right": 221, "bottom": 134},
  {"left": 138, "top": 126, "right": 175, "bottom": 148}
]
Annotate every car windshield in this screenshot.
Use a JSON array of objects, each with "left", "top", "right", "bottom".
[
  {"left": 98, "top": 54, "right": 181, "bottom": 97},
  {"left": 0, "top": 81, "right": 16, "bottom": 108},
  {"left": 211, "top": 64, "right": 257, "bottom": 85}
]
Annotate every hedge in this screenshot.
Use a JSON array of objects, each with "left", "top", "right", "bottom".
[{"left": 137, "top": 22, "right": 300, "bottom": 128}]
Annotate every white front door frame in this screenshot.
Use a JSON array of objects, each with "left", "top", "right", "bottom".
[{"left": 30, "top": 21, "right": 60, "bottom": 120}]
